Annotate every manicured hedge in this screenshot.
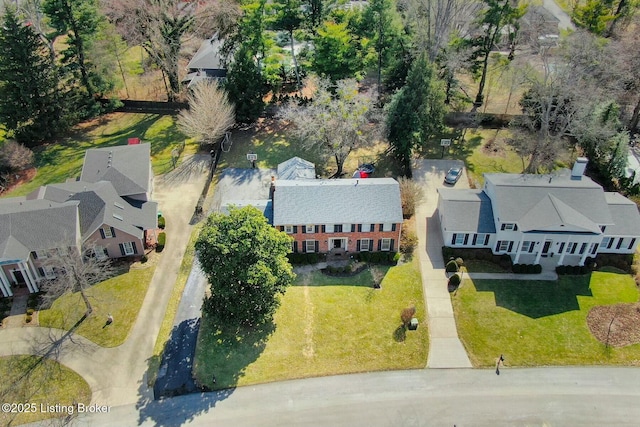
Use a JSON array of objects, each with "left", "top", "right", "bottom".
[
  {"left": 448, "top": 273, "right": 461, "bottom": 288},
  {"left": 156, "top": 232, "right": 166, "bottom": 252},
  {"left": 157, "top": 216, "right": 166, "bottom": 229},
  {"left": 356, "top": 251, "right": 399, "bottom": 265},
  {"left": 445, "top": 260, "right": 459, "bottom": 272},
  {"left": 512, "top": 264, "right": 542, "bottom": 274},
  {"left": 555, "top": 265, "right": 590, "bottom": 275}
]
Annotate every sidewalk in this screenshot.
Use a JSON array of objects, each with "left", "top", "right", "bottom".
[{"left": 465, "top": 271, "right": 558, "bottom": 281}]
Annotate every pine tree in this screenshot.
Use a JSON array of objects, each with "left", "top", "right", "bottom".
[{"left": 0, "top": 7, "right": 65, "bottom": 143}]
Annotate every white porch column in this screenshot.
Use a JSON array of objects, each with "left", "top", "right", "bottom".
[
  {"left": 558, "top": 239, "right": 570, "bottom": 265},
  {"left": 579, "top": 239, "right": 594, "bottom": 266},
  {"left": 0, "top": 267, "right": 12, "bottom": 297},
  {"left": 19, "top": 262, "right": 36, "bottom": 293},
  {"left": 534, "top": 235, "right": 547, "bottom": 265},
  {"left": 514, "top": 236, "right": 525, "bottom": 264},
  {"left": 26, "top": 259, "right": 40, "bottom": 292}
]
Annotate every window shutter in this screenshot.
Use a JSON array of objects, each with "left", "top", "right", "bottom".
[
  {"left": 315, "top": 225, "right": 319, "bottom": 233},
  {"left": 379, "top": 224, "right": 383, "bottom": 232},
  {"left": 293, "top": 226, "right": 298, "bottom": 234},
  {"left": 617, "top": 238, "right": 624, "bottom": 249},
  {"left": 351, "top": 224, "right": 356, "bottom": 232},
  {"left": 119, "top": 243, "right": 125, "bottom": 256},
  {"left": 132, "top": 242, "right": 138, "bottom": 254},
  {"left": 38, "top": 267, "right": 45, "bottom": 277},
  {"left": 495, "top": 241, "right": 501, "bottom": 252},
  {"left": 392, "top": 223, "right": 396, "bottom": 231},
  {"left": 629, "top": 238, "right": 636, "bottom": 250},
  {"left": 484, "top": 235, "right": 490, "bottom": 245},
  {"left": 32, "top": 251, "right": 38, "bottom": 260},
  {"left": 315, "top": 241, "right": 319, "bottom": 253},
  {"left": 370, "top": 224, "right": 375, "bottom": 232},
  {"left": 592, "top": 243, "right": 599, "bottom": 254},
  {"left": 390, "top": 239, "right": 395, "bottom": 251},
  {"left": 357, "top": 224, "right": 362, "bottom": 232},
  {"left": 100, "top": 229, "right": 105, "bottom": 239},
  {"left": 607, "top": 238, "right": 614, "bottom": 248},
  {"left": 322, "top": 225, "right": 326, "bottom": 233},
  {"left": 378, "top": 239, "right": 382, "bottom": 251},
  {"left": 501, "top": 224, "right": 505, "bottom": 230},
  {"left": 558, "top": 242, "right": 565, "bottom": 253},
  {"left": 111, "top": 227, "right": 116, "bottom": 237},
  {"left": 451, "top": 234, "right": 456, "bottom": 245},
  {"left": 513, "top": 224, "right": 518, "bottom": 231},
  {"left": 463, "top": 234, "right": 469, "bottom": 245},
  {"left": 508, "top": 241, "right": 513, "bottom": 252},
  {"left": 472, "top": 234, "right": 478, "bottom": 245},
  {"left": 280, "top": 226, "right": 284, "bottom": 231},
  {"left": 357, "top": 240, "right": 361, "bottom": 251},
  {"left": 293, "top": 241, "right": 298, "bottom": 253},
  {"left": 302, "top": 226, "right": 306, "bottom": 234}
]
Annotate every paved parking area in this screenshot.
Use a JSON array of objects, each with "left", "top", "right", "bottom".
[{"left": 211, "top": 168, "right": 276, "bottom": 212}]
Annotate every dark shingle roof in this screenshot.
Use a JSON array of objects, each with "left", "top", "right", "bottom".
[
  {"left": 80, "top": 144, "right": 151, "bottom": 197},
  {"left": 273, "top": 178, "right": 403, "bottom": 226},
  {"left": 438, "top": 189, "right": 496, "bottom": 233}
]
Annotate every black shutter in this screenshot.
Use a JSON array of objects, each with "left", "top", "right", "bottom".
[
  {"left": 451, "top": 234, "right": 457, "bottom": 245},
  {"left": 484, "top": 235, "right": 490, "bottom": 245},
  {"left": 32, "top": 251, "right": 38, "bottom": 260},
  {"left": 280, "top": 226, "right": 284, "bottom": 231},
  {"left": 392, "top": 223, "right": 396, "bottom": 231},
  {"left": 558, "top": 242, "right": 565, "bottom": 253},
  {"left": 132, "top": 242, "right": 138, "bottom": 254},
  {"left": 315, "top": 241, "right": 319, "bottom": 253},
  {"left": 351, "top": 224, "right": 356, "bottom": 232},
  {"left": 38, "top": 267, "right": 45, "bottom": 277},
  {"left": 508, "top": 241, "right": 513, "bottom": 252},
  {"left": 495, "top": 241, "right": 501, "bottom": 252},
  {"left": 472, "top": 234, "right": 478, "bottom": 245},
  {"left": 501, "top": 224, "right": 506, "bottom": 230},
  {"left": 514, "top": 224, "right": 518, "bottom": 231},
  {"left": 111, "top": 227, "right": 116, "bottom": 237},
  {"left": 315, "top": 225, "right": 319, "bottom": 233},
  {"left": 293, "top": 226, "right": 298, "bottom": 234},
  {"left": 379, "top": 224, "right": 383, "bottom": 232},
  {"left": 617, "top": 238, "right": 624, "bottom": 249},
  {"left": 293, "top": 241, "right": 298, "bottom": 253},
  {"left": 371, "top": 224, "right": 375, "bottom": 232},
  {"left": 629, "top": 239, "right": 636, "bottom": 250},
  {"left": 119, "top": 243, "right": 125, "bottom": 256},
  {"left": 390, "top": 239, "right": 395, "bottom": 251},
  {"left": 378, "top": 239, "right": 382, "bottom": 251},
  {"left": 357, "top": 240, "right": 361, "bottom": 251},
  {"left": 302, "top": 226, "right": 306, "bottom": 234},
  {"left": 100, "top": 229, "right": 105, "bottom": 239},
  {"left": 463, "top": 234, "right": 469, "bottom": 245},
  {"left": 607, "top": 238, "right": 614, "bottom": 248},
  {"left": 592, "top": 243, "right": 599, "bottom": 254},
  {"left": 322, "top": 225, "right": 326, "bottom": 233},
  {"left": 358, "top": 224, "right": 362, "bottom": 232}
]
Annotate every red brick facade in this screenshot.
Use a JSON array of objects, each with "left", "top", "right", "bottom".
[{"left": 279, "top": 224, "right": 402, "bottom": 253}]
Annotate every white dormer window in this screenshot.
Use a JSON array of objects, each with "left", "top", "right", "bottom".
[{"left": 502, "top": 223, "right": 516, "bottom": 231}]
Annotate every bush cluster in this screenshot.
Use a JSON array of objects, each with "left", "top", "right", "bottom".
[
  {"left": 324, "top": 262, "right": 365, "bottom": 275},
  {"left": 157, "top": 216, "right": 166, "bottom": 229},
  {"left": 400, "top": 227, "right": 418, "bottom": 256},
  {"left": 593, "top": 253, "right": 634, "bottom": 272},
  {"left": 445, "top": 260, "right": 459, "bottom": 272},
  {"left": 356, "top": 251, "right": 399, "bottom": 264},
  {"left": 512, "top": 264, "right": 542, "bottom": 274},
  {"left": 442, "top": 247, "right": 512, "bottom": 270},
  {"left": 287, "top": 253, "right": 325, "bottom": 265},
  {"left": 448, "top": 273, "right": 461, "bottom": 288},
  {"left": 156, "top": 232, "right": 166, "bottom": 252},
  {"left": 556, "top": 265, "right": 590, "bottom": 275}
]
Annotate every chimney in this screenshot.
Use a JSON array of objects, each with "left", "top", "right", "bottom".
[{"left": 571, "top": 157, "right": 588, "bottom": 179}]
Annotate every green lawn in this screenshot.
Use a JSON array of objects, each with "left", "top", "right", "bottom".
[
  {"left": 452, "top": 270, "right": 640, "bottom": 367},
  {"left": 0, "top": 356, "right": 91, "bottom": 426},
  {"left": 193, "top": 258, "right": 428, "bottom": 389},
  {"left": 39, "top": 262, "right": 156, "bottom": 347},
  {"left": 3, "top": 113, "right": 196, "bottom": 197}
]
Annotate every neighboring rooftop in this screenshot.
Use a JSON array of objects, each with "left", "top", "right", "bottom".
[
  {"left": 80, "top": 143, "right": 151, "bottom": 197},
  {"left": 221, "top": 200, "right": 273, "bottom": 224},
  {"left": 438, "top": 189, "right": 496, "bottom": 234},
  {"left": 273, "top": 178, "right": 403, "bottom": 225},
  {"left": 277, "top": 157, "right": 316, "bottom": 181},
  {"left": 604, "top": 192, "right": 640, "bottom": 236}
]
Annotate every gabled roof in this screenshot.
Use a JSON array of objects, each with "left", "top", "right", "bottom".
[
  {"left": 0, "top": 198, "right": 79, "bottom": 261},
  {"left": 273, "top": 178, "right": 403, "bottom": 226},
  {"left": 604, "top": 192, "right": 640, "bottom": 236},
  {"left": 438, "top": 189, "right": 496, "bottom": 234},
  {"left": 187, "top": 36, "right": 225, "bottom": 71},
  {"left": 485, "top": 172, "right": 613, "bottom": 226},
  {"left": 518, "top": 194, "right": 601, "bottom": 233},
  {"left": 29, "top": 181, "right": 157, "bottom": 240},
  {"left": 80, "top": 144, "right": 151, "bottom": 197},
  {"left": 277, "top": 157, "right": 316, "bottom": 180},
  {"left": 221, "top": 200, "right": 273, "bottom": 224}
]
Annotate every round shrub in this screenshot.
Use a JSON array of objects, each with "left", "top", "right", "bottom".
[
  {"left": 512, "top": 264, "right": 522, "bottom": 274},
  {"left": 156, "top": 232, "right": 166, "bottom": 252},
  {"left": 25, "top": 314, "right": 32, "bottom": 323},
  {"left": 455, "top": 257, "right": 464, "bottom": 267},
  {"left": 141, "top": 254, "right": 148, "bottom": 264},
  {"left": 533, "top": 264, "right": 542, "bottom": 274},
  {"left": 445, "top": 260, "right": 459, "bottom": 273},
  {"left": 157, "top": 216, "right": 166, "bottom": 229},
  {"left": 448, "top": 273, "right": 461, "bottom": 288},
  {"left": 26, "top": 308, "right": 34, "bottom": 316}
]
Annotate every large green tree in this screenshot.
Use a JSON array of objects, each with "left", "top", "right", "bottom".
[
  {"left": 312, "top": 21, "right": 361, "bottom": 80},
  {"left": 0, "top": 7, "right": 65, "bottom": 143},
  {"left": 386, "top": 55, "right": 445, "bottom": 176},
  {"left": 196, "top": 206, "right": 295, "bottom": 326},
  {"left": 272, "top": 0, "right": 304, "bottom": 88}
]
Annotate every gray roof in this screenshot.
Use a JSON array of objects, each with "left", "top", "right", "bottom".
[
  {"left": 80, "top": 144, "right": 151, "bottom": 197},
  {"left": 438, "top": 189, "right": 496, "bottom": 234},
  {"left": 0, "top": 198, "right": 79, "bottom": 261},
  {"left": 485, "top": 172, "right": 614, "bottom": 227},
  {"left": 518, "top": 194, "right": 601, "bottom": 234},
  {"left": 273, "top": 178, "right": 403, "bottom": 226},
  {"left": 221, "top": 200, "right": 273, "bottom": 224},
  {"left": 29, "top": 181, "right": 157, "bottom": 240},
  {"left": 604, "top": 192, "right": 640, "bottom": 236},
  {"left": 187, "top": 36, "right": 225, "bottom": 71},
  {"left": 277, "top": 157, "right": 316, "bottom": 180}
]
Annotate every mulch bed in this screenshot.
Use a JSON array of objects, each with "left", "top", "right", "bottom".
[
  {"left": 0, "top": 167, "right": 36, "bottom": 195},
  {"left": 587, "top": 303, "right": 640, "bottom": 347}
]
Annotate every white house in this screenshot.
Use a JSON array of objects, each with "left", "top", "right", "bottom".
[{"left": 437, "top": 158, "right": 640, "bottom": 266}]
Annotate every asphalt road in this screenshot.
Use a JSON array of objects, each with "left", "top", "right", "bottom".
[{"left": 75, "top": 367, "right": 640, "bottom": 426}]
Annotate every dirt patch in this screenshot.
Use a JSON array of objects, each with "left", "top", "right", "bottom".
[
  {"left": 587, "top": 303, "right": 640, "bottom": 347},
  {"left": 0, "top": 167, "right": 37, "bottom": 195}
]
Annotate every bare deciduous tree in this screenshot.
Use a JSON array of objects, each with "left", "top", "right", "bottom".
[
  {"left": 177, "top": 81, "right": 235, "bottom": 148},
  {"left": 398, "top": 177, "right": 425, "bottom": 218},
  {"left": 283, "top": 77, "right": 376, "bottom": 177},
  {"left": 40, "top": 244, "right": 115, "bottom": 319},
  {"left": 0, "top": 140, "right": 34, "bottom": 171}
]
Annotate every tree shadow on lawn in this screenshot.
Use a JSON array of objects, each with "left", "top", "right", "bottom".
[{"left": 472, "top": 274, "right": 593, "bottom": 318}]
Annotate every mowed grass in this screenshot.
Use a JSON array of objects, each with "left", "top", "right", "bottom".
[
  {"left": 0, "top": 356, "right": 91, "bottom": 426},
  {"left": 193, "top": 258, "right": 428, "bottom": 389},
  {"left": 4, "top": 112, "right": 196, "bottom": 197},
  {"left": 39, "top": 262, "right": 156, "bottom": 347},
  {"left": 452, "top": 270, "right": 640, "bottom": 367}
]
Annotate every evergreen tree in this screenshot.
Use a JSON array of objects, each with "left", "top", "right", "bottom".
[
  {"left": 386, "top": 55, "right": 445, "bottom": 177},
  {"left": 224, "top": 46, "right": 267, "bottom": 123},
  {"left": 0, "top": 7, "right": 65, "bottom": 143}
]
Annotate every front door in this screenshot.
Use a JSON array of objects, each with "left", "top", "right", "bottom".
[
  {"left": 333, "top": 239, "right": 342, "bottom": 249},
  {"left": 542, "top": 241, "right": 552, "bottom": 256},
  {"left": 12, "top": 270, "right": 24, "bottom": 284}
]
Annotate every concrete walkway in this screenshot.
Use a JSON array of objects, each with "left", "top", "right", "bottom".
[
  {"left": 465, "top": 271, "right": 558, "bottom": 281},
  {"left": 413, "top": 159, "right": 472, "bottom": 368},
  {"left": 0, "top": 153, "right": 210, "bottom": 408}
]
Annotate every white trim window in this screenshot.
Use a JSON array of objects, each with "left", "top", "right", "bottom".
[
  {"left": 305, "top": 240, "right": 316, "bottom": 253},
  {"left": 521, "top": 241, "right": 535, "bottom": 253},
  {"left": 103, "top": 227, "right": 114, "bottom": 238},
  {"left": 454, "top": 234, "right": 465, "bottom": 245},
  {"left": 284, "top": 225, "right": 294, "bottom": 234},
  {"left": 498, "top": 241, "right": 509, "bottom": 252},
  {"left": 382, "top": 223, "right": 393, "bottom": 232},
  {"left": 601, "top": 237, "right": 614, "bottom": 249},
  {"left": 567, "top": 242, "right": 578, "bottom": 254},
  {"left": 305, "top": 225, "right": 314, "bottom": 233},
  {"left": 38, "top": 266, "right": 56, "bottom": 279},
  {"left": 381, "top": 238, "right": 391, "bottom": 251},
  {"left": 361, "top": 224, "right": 371, "bottom": 232},
  {"left": 475, "top": 234, "right": 487, "bottom": 246},
  {"left": 503, "top": 223, "right": 516, "bottom": 231},
  {"left": 360, "top": 239, "right": 370, "bottom": 251},
  {"left": 34, "top": 250, "right": 48, "bottom": 259},
  {"left": 123, "top": 241, "right": 135, "bottom": 256},
  {"left": 325, "top": 224, "right": 334, "bottom": 233}
]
